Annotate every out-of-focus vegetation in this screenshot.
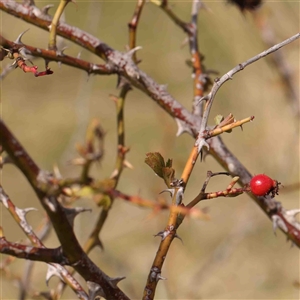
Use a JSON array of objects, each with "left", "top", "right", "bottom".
[{"left": 1, "top": 1, "right": 299, "bottom": 299}]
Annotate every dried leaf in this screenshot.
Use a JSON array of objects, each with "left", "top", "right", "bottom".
[{"left": 145, "top": 152, "right": 166, "bottom": 178}]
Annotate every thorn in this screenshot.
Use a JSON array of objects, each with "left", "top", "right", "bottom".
[
  {"left": 62, "top": 206, "right": 92, "bottom": 227},
  {"left": 154, "top": 229, "right": 171, "bottom": 241},
  {"left": 44, "top": 59, "right": 51, "bottom": 69},
  {"left": 86, "top": 72, "right": 91, "bottom": 82},
  {"left": 197, "top": 95, "right": 209, "bottom": 105},
  {"left": 175, "top": 186, "right": 184, "bottom": 205},
  {"left": 110, "top": 169, "right": 119, "bottom": 179},
  {"left": 46, "top": 265, "right": 63, "bottom": 285},
  {"left": 95, "top": 237, "right": 104, "bottom": 250},
  {"left": 127, "top": 46, "right": 142, "bottom": 58},
  {"left": 157, "top": 274, "right": 167, "bottom": 281},
  {"left": 159, "top": 84, "right": 168, "bottom": 91},
  {"left": 56, "top": 46, "right": 68, "bottom": 57},
  {"left": 70, "top": 0, "right": 78, "bottom": 10},
  {"left": 159, "top": 188, "right": 175, "bottom": 197},
  {"left": 23, "top": 0, "right": 35, "bottom": 6},
  {"left": 14, "top": 29, "right": 30, "bottom": 45},
  {"left": 154, "top": 231, "right": 164, "bottom": 238},
  {"left": 175, "top": 118, "right": 193, "bottom": 137},
  {"left": 123, "top": 160, "right": 134, "bottom": 169},
  {"left": 180, "top": 37, "right": 189, "bottom": 48},
  {"left": 77, "top": 51, "right": 82, "bottom": 59},
  {"left": 87, "top": 281, "right": 106, "bottom": 299},
  {"left": 53, "top": 164, "right": 62, "bottom": 180},
  {"left": 91, "top": 64, "right": 103, "bottom": 71},
  {"left": 109, "top": 94, "right": 118, "bottom": 102},
  {"left": 23, "top": 207, "right": 38, "bottom": 214},
  {"left": 174, "top": 233, "right": 183, "bottom": 244},
  {"left": 196, "top": 138, "right": 210, "bottom": 154},
  {"left": 285, "top": 208, "right": 300, "bottom": 217},
  {"left": 272, "top": 215, "right": 288, "bottom": 235},
  {"left": 116, "top": 75, "right": 130, "bottom": 89},
  {"left": 15, "top": 207, "right": 37, "bottom": 225},
  {"left": 108, "top": 276, "right": 126, "bottom": 288},
  {"left": 41, "top": 4, "right": 54, "bottom": 15}
]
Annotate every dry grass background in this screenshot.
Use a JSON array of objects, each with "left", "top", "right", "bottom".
[{"left": 0, "top": 1, "right": 299, "bottom": 299}]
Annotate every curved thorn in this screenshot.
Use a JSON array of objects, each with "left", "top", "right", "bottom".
[
  {"left": 159, "top": 188, "right": 175, "bottom": 197},
  {"left": 127, "top": 46, "right": 142, "bottom": 58},
  {"left": 14, "top": 29, "right": 30, "bottom": 45},
  {"left": 41, "top": 4, "right": 54, "bottom": 15}
]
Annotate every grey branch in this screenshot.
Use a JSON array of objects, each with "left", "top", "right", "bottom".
[{"left": 196, "top": 32, "right": 300, "bottom": 153}]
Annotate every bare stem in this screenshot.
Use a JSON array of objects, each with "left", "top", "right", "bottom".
[
  {"left": 49, "top": 0, "right": 71, "bottom": 50},
  {"left": 128, "top": 0, "right": 145, "bottom": 63},
  {"left": 196, "top": 32, "right": 300, "bottom": 154}
]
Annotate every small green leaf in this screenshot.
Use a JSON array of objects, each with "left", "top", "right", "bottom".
[
  {"left": 214, "top": 114, "right": 224, "bottom": 125},
  {"left": 96, "top": 194, "right": 112, "bottom": 209}
]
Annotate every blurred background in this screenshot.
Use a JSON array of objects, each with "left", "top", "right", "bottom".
[{"left": 1, "top": 1, "right": 299, "bottom": 299}]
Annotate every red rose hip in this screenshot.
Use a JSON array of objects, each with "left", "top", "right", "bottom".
[{"left": 250, "top": 174, "right": 279, "bottom": 197}]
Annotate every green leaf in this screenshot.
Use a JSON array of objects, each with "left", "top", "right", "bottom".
[{"left": 214, "top": 114, "right": 224, "bottom": 125}]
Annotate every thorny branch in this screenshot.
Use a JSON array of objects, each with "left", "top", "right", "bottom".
[
  {"left": 0, "top": 0, "right": 200, "bottom": 132},
  {"left": 0, "top": 1, "right": 299, "bottom": 299},
  {"left": 0, "top": 34, "right": 115, "bottom": 76},
  {"left": 0, "top": 120, "right": 130, "bottom": 300},
  {"left": 254, "top": 13, "right": 300, "bottom": 117},
  {"left": 155, "top": 0, "right": 207, "bottom": 116},
  {"left": 0, "top": 185, "right": 88, "bottom": 300}
]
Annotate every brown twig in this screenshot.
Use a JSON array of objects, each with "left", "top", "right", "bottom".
[
  {"left": 0, "top": 0, "right": 200, "bottom": 133},
  {"left": 128, "top": 0, "right": 145, "bottom": 63},
  {"left": 0, "top": 34, "right": 115, "bottom": 76},
  {"left": 0, "top": 185, "right": 88, "bottom": 300},
  {"left": 82, "top": 0, "right": 143, "bottom": 255},
  {"left": 155, "top": 0, "right": 206, "bottom": 116},
  {"left": 1, "top": 3, "right": 299, "bottom": 298}
]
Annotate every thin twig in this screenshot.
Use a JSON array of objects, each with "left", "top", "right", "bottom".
[
  {"left": 156, "top": 0, "right": 205, "bottom": 116},
  {"left": 48, "top": 0, "right": 71, "bottom": 50},
  {"left": 128, "top": 0, "right": 145, "bottom": 63},
  {"left": 82, "top": 0, "right": 143, "bottom": 255},
  {"left": 196, "top": 32, "right": 300, "bottom": 154},
  {"left": 254, "top": 14, "right": 300, "bottom": 117},
  {"left": 0, "top": 185, "right": 88, "bottom": 300},
  {"left": 0, "top": 120, "right": 130, "bottom": 300},
  {"left": 0, "top": 35, "right": 114, "bottom": 76},
  {"left": 0, "top": 0, "right": 200, "bottom": 133}
]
